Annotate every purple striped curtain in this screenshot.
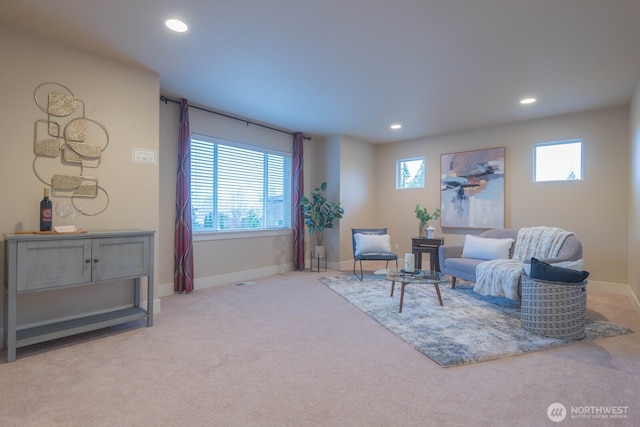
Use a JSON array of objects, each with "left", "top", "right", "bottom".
[
  {"left": 292, "top": 132, "right": 305, "bottom": 270},
  {"left": 174, "top": 99, "right": 194, "bottom": 293}
]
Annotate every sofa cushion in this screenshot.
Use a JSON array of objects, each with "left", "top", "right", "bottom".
[
  {"left": 529, "top": 257, "right": 589, "bottom": 283},
  {"left": 444, "top": 257, "right": 486, "bottom": 282},
  {"left": 461, "top": 234, "right": 514, "bottom": 261},
  {"left": 354, "top": 233, "right": 391, "bottom": 256}
]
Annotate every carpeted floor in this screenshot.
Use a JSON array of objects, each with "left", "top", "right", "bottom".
[
  {"left": 1, "top": 270, "right": 639, "bottom": 426},
  {"left": 319, "top": 274, "right": 633, "bottom": 367}
]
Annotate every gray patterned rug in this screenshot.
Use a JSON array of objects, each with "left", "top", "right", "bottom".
[{"left": 318, "top": 274, "right": 633, "bottom": 367}]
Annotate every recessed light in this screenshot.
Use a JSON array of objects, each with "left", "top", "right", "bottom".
[
  {"left": 390, "top": 123, "right": 402, "bottom": 130},
  {"left": 520, "top": 98, "right": 536, "bottom": 105},
  {"left": 165, "top": 19, "right": 188, "bottom": 33}
]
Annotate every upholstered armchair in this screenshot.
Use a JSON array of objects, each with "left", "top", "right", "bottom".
[{"left": 352, "top": 228, "right": 398, "bottom": 281}]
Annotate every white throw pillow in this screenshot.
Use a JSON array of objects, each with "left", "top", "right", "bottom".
[
  {"left": 461, "top": 234, "right": 514, "bottom": 261},
  {"left": 354, "top": 233, "right": 392, "bottom": 256}
]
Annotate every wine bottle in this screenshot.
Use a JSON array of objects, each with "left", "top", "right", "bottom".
[{"left": 40, "top": 188, "right": 52, "bottom": 231}]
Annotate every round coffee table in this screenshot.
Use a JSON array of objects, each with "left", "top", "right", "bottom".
[{"left": 382, "top": 270, "right": 451, "bottom": 313}]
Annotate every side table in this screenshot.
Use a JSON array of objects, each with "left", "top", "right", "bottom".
[{"left": 411, "top": 237, "right": 445, "bottom": 272}]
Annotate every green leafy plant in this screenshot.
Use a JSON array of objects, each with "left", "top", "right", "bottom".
[
  {"left": 301, "top": 182, "right": 344, "bottom": 246},
  {"left": 415, "top": 204, "right": 440, "bottom": 226}
]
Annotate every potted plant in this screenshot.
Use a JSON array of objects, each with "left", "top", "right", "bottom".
[
  {"left": 301, "top": 182, "right": 344, "bottom": 257},
  {"left": 415, "top": 204, "right": 440, "bottom": 238}
]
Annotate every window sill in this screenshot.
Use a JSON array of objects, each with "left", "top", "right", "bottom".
[{"left": 193, "top": 228, "right": 291, "bottom": 242}]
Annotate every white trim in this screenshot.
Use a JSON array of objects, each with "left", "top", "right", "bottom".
[
  {"left": 157, "top": 263, "right": 293, "bottom": 297},
  {"left": 193, "top": 228, "right": 291, "bottom": 242},
  {"left": 141, "top": 298, "right": 161, "bottom": 315},
  {"left": 587, "top": 280, "right": 640, "bottom": 320}
]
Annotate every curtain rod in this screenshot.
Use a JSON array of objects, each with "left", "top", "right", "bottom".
[{"left": 160, "top": 95, "right": 311, "bottom": 141}]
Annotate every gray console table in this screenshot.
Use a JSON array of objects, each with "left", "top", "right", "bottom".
[{"left": 3, "top": 230, "right": 155, "bottom": 362}]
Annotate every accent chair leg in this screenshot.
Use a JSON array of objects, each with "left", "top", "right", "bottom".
[
  {"left": 451, "top": 276, "right": 457, "bottom": 288},
  {"left": 354, "top": 260, "right": 364, "bottom": 281}
]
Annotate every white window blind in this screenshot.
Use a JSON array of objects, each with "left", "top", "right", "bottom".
[{"left": 190, "top": 134, "right": 292, "bottom": 232}]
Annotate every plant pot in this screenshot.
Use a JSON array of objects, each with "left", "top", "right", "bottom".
[
  {"left": 419, "top": 223, "right": 429, "bottom": 238},
  {"left": 313, "top": 245, "right": 326, "bottom": 258}
]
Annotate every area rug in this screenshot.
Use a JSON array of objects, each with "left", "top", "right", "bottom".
[{"left": 318, "top": 274, "right": 633, "bottom": 367}]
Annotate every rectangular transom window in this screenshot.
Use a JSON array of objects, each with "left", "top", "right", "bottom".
[
  {"left": 534, "top": 139, "right": 583, "bottom": 182},
  {"left": 190, "top": 134, "right": 292, "bottom": 232},
  {"left": 397, "top": 157, "right": 425, "bottom": 189}
]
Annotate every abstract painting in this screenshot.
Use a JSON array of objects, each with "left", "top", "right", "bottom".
[{"left": 440, "top": 147, "right": 505, "bottom": 229}]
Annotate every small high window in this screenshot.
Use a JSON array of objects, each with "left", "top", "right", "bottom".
[
  {"left": 534, "top": 140, "right": 582, "bottom": 182},
  {"left": 396, "top": 157, "right": 425, "bottom": 189}
]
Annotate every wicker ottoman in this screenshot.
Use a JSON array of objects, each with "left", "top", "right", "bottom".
[{"left": 520, "top": 274, "right": 587, "bottom": 339}]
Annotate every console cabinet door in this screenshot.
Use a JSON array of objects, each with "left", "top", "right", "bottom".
[
  {"left": 91, "top": 235, "right": 151, "bottom": 282},
  {"left": 16, "top": 239, "right": 92, "bottom": 291}
]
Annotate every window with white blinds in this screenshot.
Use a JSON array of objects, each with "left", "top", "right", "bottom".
[{"left": 190, "top": 134, "right": 292, "bottom": 232}]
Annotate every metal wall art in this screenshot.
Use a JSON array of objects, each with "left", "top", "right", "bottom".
[{"left": 33, "top": 82, "right": 109, "bottom": 215}]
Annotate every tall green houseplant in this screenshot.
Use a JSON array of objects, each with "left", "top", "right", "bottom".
[{"left": 301, "top": 182, "right": 344, "bottom": 247}]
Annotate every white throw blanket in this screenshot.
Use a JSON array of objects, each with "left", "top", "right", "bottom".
[{"left": 473, "top": 227, "right": 574, "bottom": 300}]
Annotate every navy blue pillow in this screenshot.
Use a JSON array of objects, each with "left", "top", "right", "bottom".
[{"left": 529, "top": 257, "right": 589, "bottom": 283}]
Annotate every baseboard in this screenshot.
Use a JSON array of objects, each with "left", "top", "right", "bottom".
[
  {"left": 157, "top": 263, "right": 293, "bottom": 296},
  {"left": 588, "top": 280, "right": 640, "bottom": 320},
  {"left": 157, "top": 282, "right": 175, "bottom": 297},
  {"left": 140, "top": 298, "right": 161, "bottom": 315}
]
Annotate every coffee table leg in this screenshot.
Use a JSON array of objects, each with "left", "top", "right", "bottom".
[
  {"left": 399, "top": 282, "right": 407, "bottom": 313},
  {"left": 434, "top": 283, "right": 443, "bottom": 306},
  {"left": 390, "top": 280, "right": 396, "bottom": 297}
]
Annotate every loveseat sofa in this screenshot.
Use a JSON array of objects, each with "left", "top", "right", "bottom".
[{"left": 438, "top": 227, "right": 583, "bottom": 300}]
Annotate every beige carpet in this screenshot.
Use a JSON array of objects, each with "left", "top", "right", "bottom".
[{"left": 1, "top": 269, "right": 639, "bottom": 426}]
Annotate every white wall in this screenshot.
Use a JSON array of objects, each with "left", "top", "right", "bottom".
[
  {"left": 301, "top": 134, "right": 378, "bottom": 268},
  {"left": 158, "top": 100, "right": 180, "bottom": 294},
  {"left": 370, "top": 107, "right": 629, "bottom": 288},
  {"left": 4, "top": 23, "right": 636, "bottom": 320},
  {"left": 338, "top": 136, "right": 378, "bottom": 265},
  {"left": 628, "top": 77, "right": 640, "bottom": 307},
  {"left": 0, "top": 26, "right": 160, "bottom": 327},
  {"left": 157, "top": 100, "right": 295, "bottom": 295}
]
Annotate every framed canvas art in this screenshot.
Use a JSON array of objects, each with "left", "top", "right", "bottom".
[{"left": 440, "top": 147, "right": 505, "bottom": 229}]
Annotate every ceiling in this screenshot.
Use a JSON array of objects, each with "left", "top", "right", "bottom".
[{"left": 2, "top": 0, "right": 639, "bottom": 143}]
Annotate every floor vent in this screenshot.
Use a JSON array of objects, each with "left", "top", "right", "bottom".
[{"left": 235, "top": 281, "right": 257, "bottom": 287}]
